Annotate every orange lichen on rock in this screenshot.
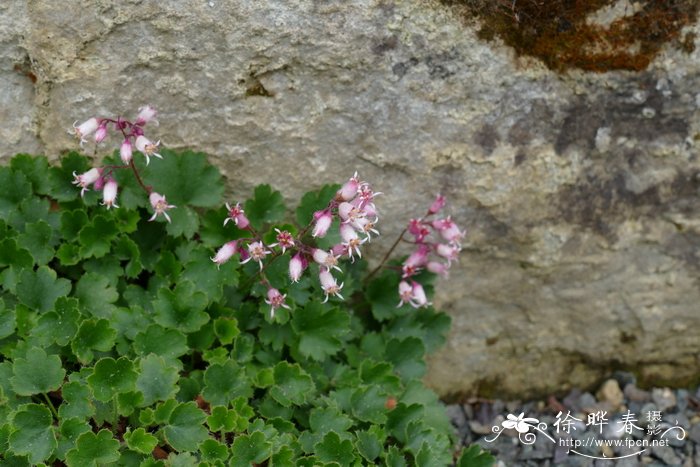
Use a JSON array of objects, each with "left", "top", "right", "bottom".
[{"left": 447, "top": 0, "right": 699, "bottom": 72}]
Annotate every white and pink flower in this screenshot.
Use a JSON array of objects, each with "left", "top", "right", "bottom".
[
  {"left": 148, "top": 192, "right": 176, "bottom": 223},
  {"left": 265, "top": 288, "right": 290, "bottom": 319},
  {"left": 134, "top": 135, "right": 163, "bottom": 165},
  {"left": 224, "top": 202, "right": 250, "bottom": 229},
  {"left": 312, "top": 209, "right": 333, "bottom": 238},
  {"left": 70, "top": 118, "right": 99, "bottom": 145},
  {"left": 72, "top": 167, "right": 104, "bottom": 197},
  {"left": 241, "top": 241, "right": 270, "bottom": 270},
  {"left": 319, "top": 270, "right": 344, "bottom": 302}
]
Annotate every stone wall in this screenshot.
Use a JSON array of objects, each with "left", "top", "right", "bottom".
[{"left": 2, "top": 0, "right": 699, "bottom": 398}]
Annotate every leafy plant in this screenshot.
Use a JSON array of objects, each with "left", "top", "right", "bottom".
[{"left": 0, "top": 145, "right": 493, "bottom": 465}]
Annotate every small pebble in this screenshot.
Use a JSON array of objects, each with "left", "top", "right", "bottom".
[
  {"left": 597, "top": 379, "right": 624, "bottom": 411},
  {"left": 652, "top": 388, "right": 677, "bottom": 412}
]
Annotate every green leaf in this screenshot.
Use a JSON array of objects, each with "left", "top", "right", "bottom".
[
  {"left": 244, "top": 184, "right": 286, "bottom": 229},
  {"left": 71, "top": 319, "right": 117, "bottom": 363},
  {"left": 58, "top": 381, "right": 95, "bottom": 420},
  {"left": 292, "top": 302, "right": 350, "bottom": 361},
  {"left": 78, "top": 215, "right": 118, "bottom": 259},
  {"left": 60, "top": 209, "right": 89, "bottom": 239},
  {"left": 0, "top": 167, "right": 32, "bottom": 217},
  {"left": 112, "top": 236, "right": 143, "bottom": 278},
  {"left": 270, "top": 362, "right": 315, "bottom": 407},
  {"left": 16, "top": 266, "right": 71, "bottom": 313},
  {"left": 296, "top": 184, "right": 340, "bottom": 226},
  {"left": 0, "top": 298, "right": 15, "bottom": 339},
  {"left": 386, "top": 403, "right": 423, "bottom": 444},
  {"left": 8, "top": 404, "right": 56, "bottom": 464},
  {"left": 202, "top": 359, "right": 252, "bottom": 406},
  {"left": 153, "top": 281, "right": 209, "bottom": 333},
  {"left": 124, "top": 427, "right": 158, "bottom": 455},
  {"left": 165, "top": 205, "right": 199, "bottom": 239},
  {"left": 136, "top": 354, "right": 179, "bottom": 406},
  {"left": 314, "top": 431, "right": 356, "bottom": 467},
  {"left": 384, "top": 445, "right": 408, "bottom": 467},
  {"left": 180, "top": 246, "right": 238, "bottom": 303},
  {"left": 56, "top": 243, "right": 81, "bottom": 266},
  {"left": 10, "top": 154, "right": 51, "bottom": 195},
  {"left": 56, "top": 417, "right": 91, "bottom": 460},
  {"left": 87, "top": 357, "right": 138, "bottom": 402},
  {"left": 230, "top": 431, "right": 272, "bottom": 467},
  {"left": 366, "top": 271, "right": 402, "bottom": 321},
  {"left": 207, "top": 406, "right": 237, "bottom": 433},
  {"left": 16, "top": 221, "right": 54, "bottom": 265},
  {"left": 133, "top": 324, "right": 188, "bottom": 361},
  {"left": 309, "top": 407, "right": 353, "bottom": 435},
  {"left": 351, "top": 385, "right": 388, "bottom": 424},
  {"left": 117, "top": 391, "right": 144, "bottom": 416},
  {"left": 213, "top": 317, "right": 240, "bottom": 345},
  {"left": 162, "top": 401, "right": 208, "bottom": 452},
  {"left": 10, "top": 347, "right": 65, "bottom": 396},
  {"left": 65, "top": 429, "right": 120, "bottom": 467},
  {"left": 458, "top": 445, "right": 496, "bottom": 467},
  {"left": 355, "top": 428, "right": 383, "bottom": 463},
  {"left": 30, "top": 296, "right": 79, "bottom": 347},
  {"left": 0, "top": 238, "right": 33, "bottom": 269},
  {"left": 75, "top": 273, "right": 119, "bottom": 318},
  {"left": 199, "top": 439, "right": 229, "bottom": 462},
  {"left": 143, "top": 149, "right": 224, "bottom": 208},
  {"left": 386, "top": 337, "right": 426, "bottom": 380}
]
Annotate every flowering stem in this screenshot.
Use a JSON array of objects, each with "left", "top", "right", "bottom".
[
  {"left": 365, "top": 227, "right": 407, "bottom": 282},
  {"left": 129, "top": 160, "right": 151, "bottom": 194}
]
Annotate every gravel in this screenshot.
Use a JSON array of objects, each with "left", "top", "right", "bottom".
[{"left": 448, "top": 375, "right": 699, "bottom": 466}]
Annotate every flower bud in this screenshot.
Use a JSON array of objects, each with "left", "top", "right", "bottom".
[
  {"left": 211, "top": 241, "right": 238, "bottom": 268},
  {"left": 337, "top": 172, "right": 359, "bottom": 201},
  {"left": 94, "top": 124, "right": 108, "bottom": 143},
  {"left": 312, "top": 209, "right": 333, "bottom": 238},
  {"left": 120, "top": 139, "right": 133, "bottom": 164},
  {"left": 428, "top": 194, "right": 446, "bottom": 215},
  {"left": 289, "top": 253, "right": 306, "bottom": 282},
  {"left": 101, "top": 177, "right": 119, "bottom": 209},
  {"left": 135, "top": 105, "right": 158, "bottom": 125}
]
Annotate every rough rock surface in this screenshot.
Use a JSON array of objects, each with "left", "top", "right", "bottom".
[{"left": 1, "top": 0, "right": 699, "bottom": 398}]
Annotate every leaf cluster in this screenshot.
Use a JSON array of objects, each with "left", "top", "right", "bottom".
[{"left": 0, "top": 152, "right": 493, "bottom": 466}]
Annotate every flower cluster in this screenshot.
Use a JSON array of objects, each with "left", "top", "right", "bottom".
[
  {"left": 70, "top": 106, "right": 175, "bottom": 222},
  {"left": 212, "top": 173, "right": 381, "bottom": 317},
  {"left": 398, "top": 195, "right": 465, "bottom": 308}
]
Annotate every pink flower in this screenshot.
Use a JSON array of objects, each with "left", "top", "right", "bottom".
[
  {"left": 134, "top": 135, "right": 163, "bottom": 165},
  {"left": 338, "top": 202, "right": 362, "bottom": 223},
  {"left": 224, "top": 202, "right": 250, "bottom": 229},
  {"left": 120, "top": 140, "right": 133, "bottom": 164},
  {"left": 93, "top": 175, "right": 106, "bottom": 191},
  {"left": 312, "top": 209, "right": 333, "bottom": 238},
  {"left": 402, "top": 245, "right": 429, "bottom": 278},
  {"left": 397, "top": 281, "right": 413, "bottom": 307},
  {"left": 70, "top": 118, "right": 99, "bottom": 145},
  {"left": 72, "top": 167, "right": 103, "bottom": 197},
  {"left": 354, "top": 183, "right": 382, "bottom": 209},
  {"left": 319, "top": 270, "right": 344, "bottom": 302},
  {"left": 289, "top": 253, "right": 306, "bottom": 282},
  {"left": 408, "top": 219, "right": 430, "bottom": 242},
  {"left": 340, "top": 223, "right": 365, "bottom": 260},
  {"left": 428, "top": 194, "right": 446, "bottom": 215},
  {"left": 436, "top": 243, "right": 460, "bottom": 264},
  {"left": 94, "top": 123, "right": 108, "bottom": 143},
  {"left": 148, "top": 192, "right": 176, "bottom": 223},
  {"left": 265, "top": 288, "right": 291, "bottom": 319},
  {"left": 101, "top": 177, "right": 119, "bottom": 209},
  {"left": 410, "top": 281, "right": 430, "bottom": 308},
  {"left": 269, "top": 228, "right": 294, "bottom": 253},
  {"left": 427, "top": 261, "right": 449, "bottom": 277},
  {"left": 337, "top": 172, "right": 360, "bottom": 201},
  {"left": 439, "top": 223, "right": 465, "bottom": 245},
  {"left": 351, "top": 217, "right": 379, "bottom": 241},
  {"left": 211, "top": 241, "right": 238, "bottom": 268},
  {"left": 135, "top": 105, "right": 158, "bottom": 126},
  {"left": 312, "top": 248, "right": 341, "bottom": 272},
  {"left": 241, "top": 241, "right": 270, "bottom": 270}
]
